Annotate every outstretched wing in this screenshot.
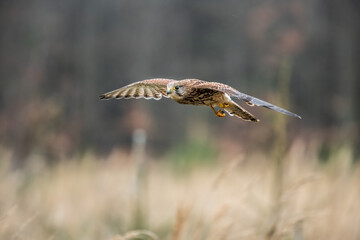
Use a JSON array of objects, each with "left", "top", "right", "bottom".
[
  {"left": 100, "top": 78, "right": 177, "bottom": 100},
  {"left": 193, "top": 80, "right": 301, "bottom": 119},
  {"left": 228, "top": 90, "right": 301, "bottom": 119}
]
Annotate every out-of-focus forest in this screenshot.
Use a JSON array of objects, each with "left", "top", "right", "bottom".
[
  {"left": 1, "top": 0, "right": 359, "bottom": 162},
  {"left": 1, "top": 1, "right": 360, "bottom": 239}
]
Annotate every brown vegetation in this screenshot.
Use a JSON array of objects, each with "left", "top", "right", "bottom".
[{"left": 0, "top": 140, "right": 359, "bottom": 240}]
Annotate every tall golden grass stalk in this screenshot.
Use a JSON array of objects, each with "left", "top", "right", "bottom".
[
  {"left": 171, "top": 204, "right": 191, "bottom": 240},
  {"left": 267, "top": 56, "right": 293, "bottom": 239}
]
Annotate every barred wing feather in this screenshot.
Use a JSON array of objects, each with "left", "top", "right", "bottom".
[{"left": 100, "top": 78, "right": 177, "bottom": 100}]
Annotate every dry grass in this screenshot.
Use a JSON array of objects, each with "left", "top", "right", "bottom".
[{"left": 0, "top": 140, "right": 359, "bottom": 240}]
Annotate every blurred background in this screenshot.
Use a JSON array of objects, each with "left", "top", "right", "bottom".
[{"left": 1, "top": 0, "right": 360, "bottom": 239}]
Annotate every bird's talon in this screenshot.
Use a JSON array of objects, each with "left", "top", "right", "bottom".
[
  {"left": 216, "top": 110, "right": 226, "bottom": 118},
  {"left": 219, "top": 102, "right": 229, "bottom": 108},
  {"left": 211, "top": 105, "right": 226, "bottom": 118}
]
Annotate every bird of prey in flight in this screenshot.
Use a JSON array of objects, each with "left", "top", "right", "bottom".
[{"left": 100, "top": 78, "right": 301, "bottom": 122}]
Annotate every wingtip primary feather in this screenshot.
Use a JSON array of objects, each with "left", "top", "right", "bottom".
[
  {"left": 280, "top": 109, "right": 302, "bottom": 119},
  {"left": 275, "top": 108, "right": 302, "bottom": 119},
  {"left": 99, "top": 94, "right": 109, "bottom": 100},
  {"left": 295, "top": 114, "right": 302, "bottom": 119},
  {"left": 247, "top": 97, "right": 301, "bottom": 120}
]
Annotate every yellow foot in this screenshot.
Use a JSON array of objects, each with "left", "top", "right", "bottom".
[
  {"left": 210, "top": 106, "right": 226, "bottom": 118},
  {"left": 216, "top": 110, "right": 226, "bottom": 118},
  {"left": 219, "top": 102, "right": 229, "bottom": 108}
]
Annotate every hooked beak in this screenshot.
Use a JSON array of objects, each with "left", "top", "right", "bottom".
[{"left": 166, "top": 89, "right": 172, "bottom": 95}]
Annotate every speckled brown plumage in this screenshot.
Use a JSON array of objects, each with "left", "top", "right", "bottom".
[{"left": 100, "top": 78, "right": 301, "bottom": 122}]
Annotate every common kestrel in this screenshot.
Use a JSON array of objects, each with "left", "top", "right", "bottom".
[{"left": 100, "top": 78, "right": 301, "bottom": 122}]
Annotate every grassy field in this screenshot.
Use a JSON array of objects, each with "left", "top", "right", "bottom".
[{"left": 0, "top": 140, "right": 359, "bottom": 240}]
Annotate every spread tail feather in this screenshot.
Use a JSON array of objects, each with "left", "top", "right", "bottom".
[{"left": 224, "top": 101, "right": 259, "bottom": 122}]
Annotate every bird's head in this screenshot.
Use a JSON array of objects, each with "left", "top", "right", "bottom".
[{"left": 166, "top": 82, "right": 185, "bottom": 99}]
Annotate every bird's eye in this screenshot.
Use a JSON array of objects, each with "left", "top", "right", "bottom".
[{"left": 174, "top": 86, "right": 180, "bottom": 90}]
